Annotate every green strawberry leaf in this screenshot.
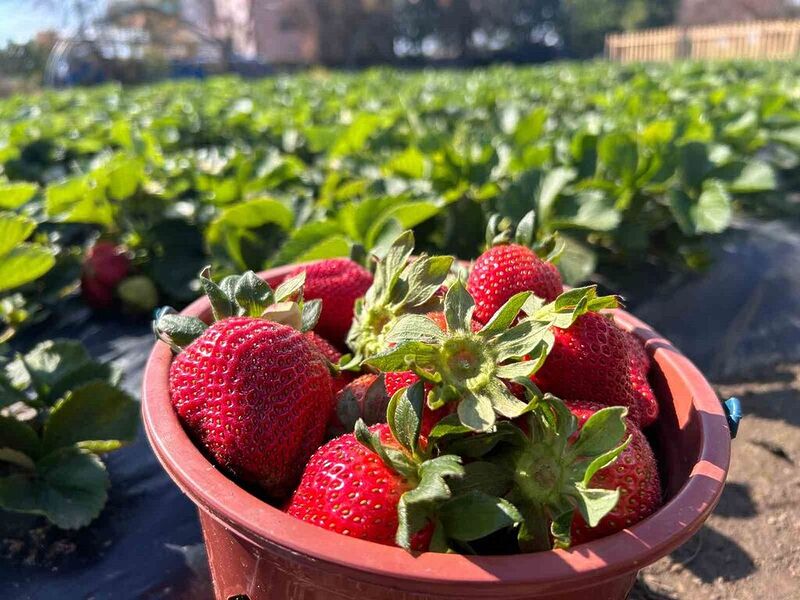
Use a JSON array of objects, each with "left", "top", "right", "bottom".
[
  {"left": 457, "top": 391, "right": 495, "bottom": 431},
  {"left": 365, "top": 341, "right": 439, "bottom": 372},
  {"left": 200, "top": 267, "right": 236, "bottom": 320},
  {"left": 570, "top": 485, "right": 621, "bottom": 528},
  {"left": 443, "top": 280, "right": 475, "bottom": 333},
  {"left": 274, "top": 272, "right": 305, "bottom": 302},
  {"left": 479, "top": 291, "right": 532, "bottom": 334},
  {"left": 387, "top": 380, "right": 424, "bottom": 454},
  {"left": 0, "top": 415, "right": 40, "bottom": 460},
  {"left": 153, "top": 311, "right": 208, "bottom": 351},
  {"left": 300, "top": 299, "right": 322, "bottom": 332},
  {"left": 439, "top": 491, "right": 522, "bottom": 542},
  {"left": 399, "top": 255, "right": 453, "bottom": 308},
  {"left": 448, "top": 461, "right": 513, "bottom": 497},
  {"left": 42, "top": 381, "right": 138, "bottom": 454},
  {"left": 0, "top": 447, "right": 109, "bottom": 529},
  {"left": 386, "top": 314, "right": 445, "bottom": 345},
  {"left": 569, "top": 406, "right": 628, "bottom": 458},
  {"left": 234, "top": 271, "right": 275, "bottom": 317}
]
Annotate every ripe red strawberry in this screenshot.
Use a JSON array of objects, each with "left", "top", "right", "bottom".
[
  {"left": 327, "top": 374, "right": 390, "bottom": 437},
  {"left": 305, "top": 331, "right": 352, "bottom": 393},
  {"left": 81, "top": 241, "right": 131, "bottom": 309},
  {"left": 286, "top": 258, "right": 373, "bottom": 347},
  {"left": 566, "top": 400, "right": 662, "bottom": 545},
  {"left": 532, "top": 312, "right": 658, "bottom": 426},
  {"left": 286, "top": 423, "right": 433, "bottom": 550},
  {"left": 467, "top": 244, "right": 562, "bottom": 324},
  {"left": 169, "top": 317, "right": 334, "bottom": 498}
]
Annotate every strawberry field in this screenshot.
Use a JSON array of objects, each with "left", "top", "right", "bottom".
[
  {"left": 1, "top": 60, "right": 800, "bottom": 598},
  {"left": 2, "top": 60, "right": 800, "bottom": 332}
]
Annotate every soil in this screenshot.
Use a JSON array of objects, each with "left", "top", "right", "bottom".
[{"left": 630, "top": 364, "right": 800, "bottom": 600}]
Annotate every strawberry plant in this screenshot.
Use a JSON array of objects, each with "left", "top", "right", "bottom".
[{"left": 0, "top": 340, "right": 137, "bottom": 529}]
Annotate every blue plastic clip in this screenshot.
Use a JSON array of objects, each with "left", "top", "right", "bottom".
[{"left": 723, "top": 397, "right": 742, "bottom": 439}]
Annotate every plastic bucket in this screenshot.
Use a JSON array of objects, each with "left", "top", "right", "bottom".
[{"left": 142, "top": 263, "right": 730, "bottom": 600}]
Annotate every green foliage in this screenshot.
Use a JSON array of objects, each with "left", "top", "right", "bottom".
[
  {"left": 0, "top": 340, "right": 137, "bottom": 529},
  {"left": 0, "top": 61, "right": 796, "bottom": 324}
]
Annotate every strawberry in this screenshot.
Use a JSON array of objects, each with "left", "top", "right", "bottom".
[
  {"left": 81, "top": 241, "right": 131, "bottom": 309},
  {"left": 531, "top": 312, "right": 657, "bottom": 427},
  {"left": 170, "top": 317, "right": 333, "bottom": 497},
  {"left": 286, "top": 424, "right": 434, "bottom": 550},
  {"left": 468, "top": 244, "right": 562, "bottom": 324},
  {"left": 566, "top": 400, "right": 662, "bottom": 545},
  {"left": 347, "top": 231, "right": 453, "bottom": 360},
  {"left": 621, "top": 330, "right": 659, "bottom": 426},
  {"left": 326, "top": 374, "right": 390, "bottom": 438},
  {"left": 155, "top": 268, "right": 335, "bottom": 498},
  {"left": 286, "top": 258, "right": 373, "bottom": 347},
  {"left": 305, "top": 331, "right": 352, "bottom": 393}
]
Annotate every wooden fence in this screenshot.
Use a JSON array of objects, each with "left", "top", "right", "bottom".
[{"left": 606, "top": 20, "right": 800, "bottom": 62}]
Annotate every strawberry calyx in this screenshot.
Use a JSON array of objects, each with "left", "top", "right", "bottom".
[
  {"left": 346, "top": 231, "right": 454, "bottom": 361},
  {"left": 153, "top": 266, "right": 321, "bottom": 353},
  {"left": 354, "top": 380, "right": 523, "bottom": 551},
  {"left": 366, "top": 279, "right": 618, "bottom": 432},
  {"left": 501, "top": 385, "right": 630, "bottom": 551},
  {"left": 486, "top": 210, "right": 563, "bottom": 263}
]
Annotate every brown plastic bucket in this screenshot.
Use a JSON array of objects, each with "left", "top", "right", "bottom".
[{"left": 142, "top": 263, "right": 731, "bottom": 600}]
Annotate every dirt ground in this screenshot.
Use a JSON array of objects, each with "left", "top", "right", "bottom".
[{"left": 630, "top": 364, "right": 800, "bottom": 600}]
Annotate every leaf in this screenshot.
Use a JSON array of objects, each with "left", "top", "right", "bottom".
[
  {"left": 45, "top": 176, "right": 114, "bottom": 226},
  {"left": 271, "top": 221, "right": 346, "bottom": 266},
  {"left": 439, "top": 491, "right": 522, "bottom": 541},
  {"left": 693, "top": 181, "right": 732, "bottom": 234},
  {"left": 668, "top": 189, "right": 695, "bottom": 235},
  {"left": 387, "top": 380, "right": 424, "bottom": 453},
  {"left": 200, "top": 267, "right": 236, "bottom": 320},
  {"left": 727, "top": 160, "right": 777, "bottom": 193},
  {"left": 0, "top": 244, "right": 56, "bottom": 293},
  {"left": 17, "top": 340, "right": 100, "bottom": 403},
  {"left": 43, "top": 381, "right": 138, "bottom": 454},
  {"left": 570, "top": 406, "right": 627, "bottom": 458},
  {"left": 0, "top": 212, "right": 35, "bottom": 257},
  {"left": 571, "top": 485, "right": 620, "bottom": 528},
  {"left": 678, "top": 142, "right": 711, "bottom": 190},
  {"left": 154, "top": 313, "right": 209, "bottom": 349},
  {"left": 483, "top": 379, "right": 529, "bottom": 418},
  {"left": 514, "top": 107, "right": 548, "bottom": 145},
  {"left": 273, "top": 272, "right": 304, "bottom": 302},
  {"left": 0, "top": 447, "right": 109, "bottom": 529},
  {"left": 0, "top": 416, "right": 40, "bottom": 458},
  {"left": 0, "top": 182, "right": 38, "bottom": 209},
  {"left": 457, "top": 391, "right": 495, "bottom": 432},
  {"left": 479, "top": 291, "right": 531, "bottom": 335},
  {"left": 537, "top": 167, "right": 576, "bottom": 224},
  {"left": 598, "top": 133, "right": 637, "bottom": 181},
  {"left": 448, "top": 461, "right": 513, "bottom": 497},
  {"left": 106, "top": 155, "right": 144, "bottom": 200},
  {"left": 385, "top": 147, "right": 426, "bottom": 179},
  {"left": 365, "top": 341, "right": 439, "bottom": 372},
  {"left": 386, "top": 314, "right": 445, "bottom": 344},
  {"left": 398, "top": 255, "right": 453, "bottom": 308},
  {"left": 443, "top": 279, "right": 475, "bottom": 333},
  {"left": 300, "top": 299, "right": 322, "bottom": 331},
  {"left": 331, "top": 113, "right": 387, "bottom": 157},
  {"left": 234, "top": 271, "right": 274, "bottom": 317},
  {"left": 556, "top": 236, "right": 596, "bottom": 286}
]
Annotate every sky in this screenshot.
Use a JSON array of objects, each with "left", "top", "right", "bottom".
[{"left": 0, "top": 0, "right": 106, "bottom": 46}]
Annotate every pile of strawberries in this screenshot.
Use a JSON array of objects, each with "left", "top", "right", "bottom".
[{"left": 155, "top": 224, "right": 663, "bottom": 554}]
